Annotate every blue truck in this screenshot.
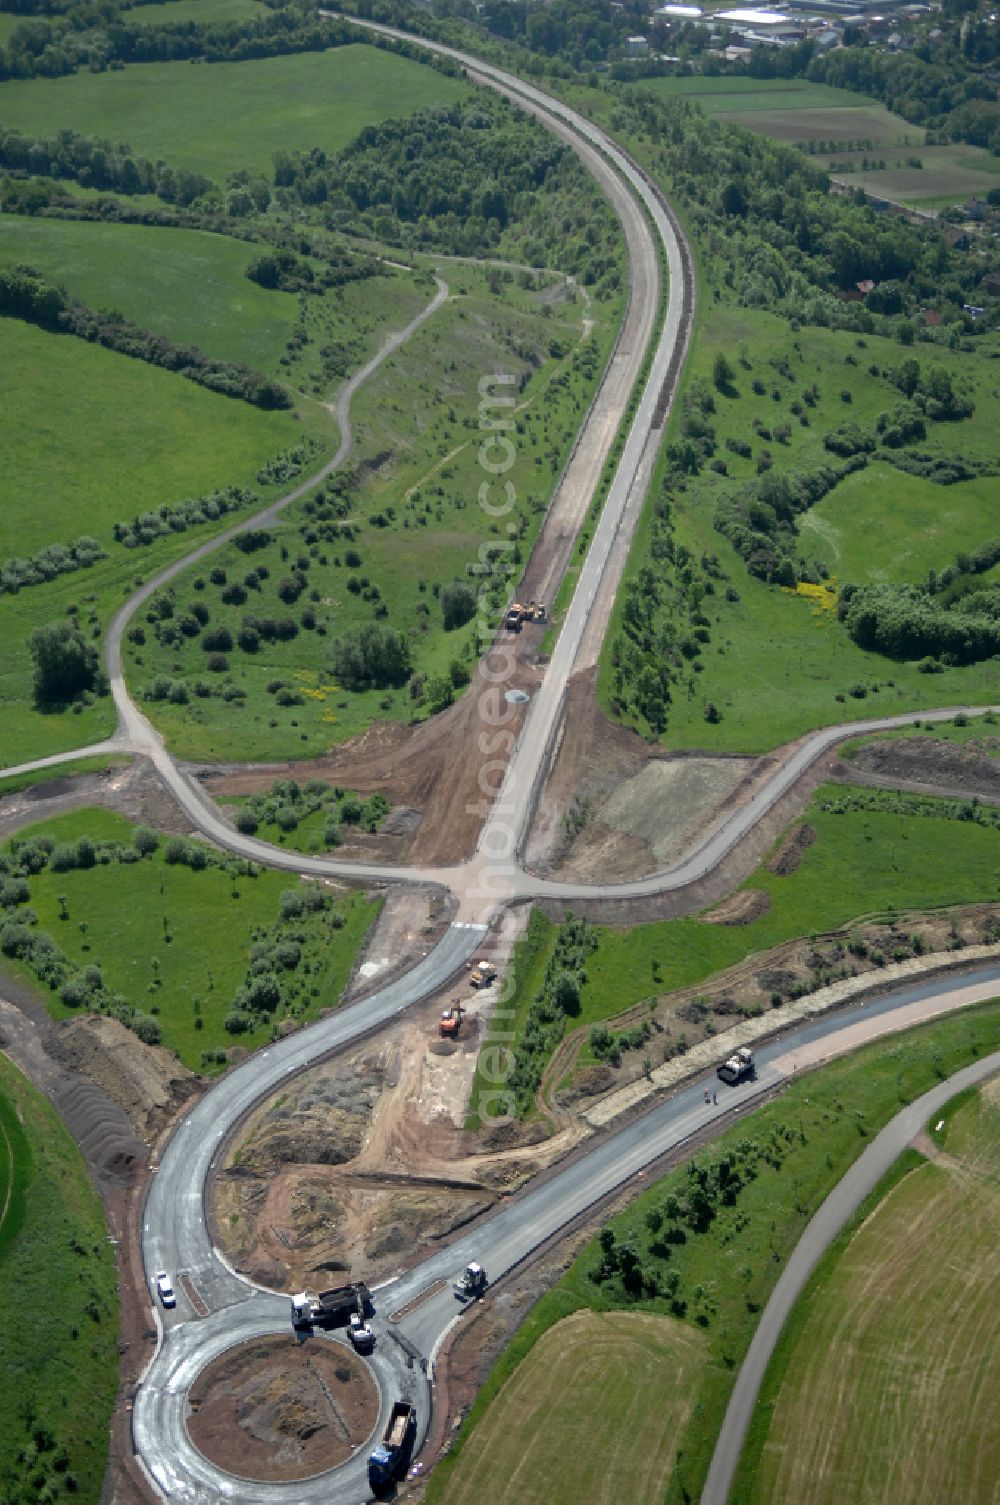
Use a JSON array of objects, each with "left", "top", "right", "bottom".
[{"left": 368, "top": 1400, "right": 415, "bottom": 1494}]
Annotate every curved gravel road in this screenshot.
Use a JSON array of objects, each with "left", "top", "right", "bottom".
[{"left": 700, "top": 1048, "right": 1000, "bottom": 1505}]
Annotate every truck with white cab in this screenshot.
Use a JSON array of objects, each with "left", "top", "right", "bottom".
[
  {"left": 717, "top": 1046, "right": 755, "bottom": 1086},
  {"left": 453, "top": 1261, "right": 488, "bottom": 1301}
]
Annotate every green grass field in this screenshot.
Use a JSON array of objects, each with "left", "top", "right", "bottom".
[
  {"left": 1, "top": 808, "right": 378, "bottom": 1066},
  {"left": 0, "top": 1055, "right": 118, "bottom": 1503},
  {"left": 124, "top": 262, "right": 623, "bottom": 760},
  {"left": 126, "top": 0, "right": 265, "bottom": 23},
  {"left": 635, "top": 77, "right": 877, "bottom": 114},
  {"left": 0, "top": 45, "right": 470, "bottom": 180},
  {"left": 437, "top": 1308, "right": 706, "bottom": 1505},
  {"left": 633, "top": 75, "right": 1000, "bottom": 206},
  {"left": 0, "top": 214, "right": 301, "bottom": 373},
  {"left": 439, "top": 1003, "right": 1000, "bottom": 1505},
  {"left": 0, "top": 317, "right": 300, "bottom": 561},
  {"left": 469, "top": 787, "right": 1000, "bottom": 1120},
  {"left": 798, "top": 462, "right": 1000, "bottom": 584},
  {"left": 0, "top": 316, "right": 319, "bottom": 766},
  {"left": 734, "top": 1083, "right": 1000, "bottom": 1505},
  {"left": 598, "top": 305, "right": 1000, "bottom": 753}
]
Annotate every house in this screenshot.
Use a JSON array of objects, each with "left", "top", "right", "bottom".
[
  {"left": 943, "top": 226, "right": 970, "bottom": 251},
  {"left": 625, "top": 33, "right": 650, "bottom": 55},
  {"left": 856, "top": 278, "right": 875, "bottom": 294},
  {"left": 980, "top": 272, "right": 1000, "bottom": 297}
]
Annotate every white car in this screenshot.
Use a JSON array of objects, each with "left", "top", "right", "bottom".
[{"left": 155, "top": 1271, "right": 176, "bottom": 1309}]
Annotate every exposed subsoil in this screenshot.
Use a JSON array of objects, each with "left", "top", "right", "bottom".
[
  {"left": 0, "top": 757, "right": 192, "bottom": 844},
  {"left": 342, "top": 884, "right": 456, "bottom": 1003},
  {"left": 836, "top": 735, "right": 1000, "bottom": 803},
  {"left": 211, "top": 947, "right": 579, "bottom": 1291},
  {"left": 525, "top": 669, "right": 759, "bottom": 879},
  {"left": 186, "top": 1335, "right": 378, "bottom": 1483},
  {"left": 204, "top": 641, "right": 550, "bottom": 871}
]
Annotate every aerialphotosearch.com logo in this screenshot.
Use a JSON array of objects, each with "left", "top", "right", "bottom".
[{"left": 465, "top": 371, "right": 525, "bottom": 1127}]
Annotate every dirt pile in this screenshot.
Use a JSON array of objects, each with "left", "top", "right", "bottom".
[
  {"left": 187, "top": 1336, "right": 378, "bottom": 1482},
  {"left": 702, "top": 890, "right": 772, "bottom": 926},
  {"left": 45, "top": 1014, "right": 198, "bottom": 1141},
  {"left": 840, "top": 736, "right": 1000, "bottom": 801},
  {"left": 767, "top": 823, "right": 816, "bottom": 877}
]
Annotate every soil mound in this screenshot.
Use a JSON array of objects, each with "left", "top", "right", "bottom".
[
  {"left": 768, "top": 823, "right": 816, "bottom": 877},
  {"left": 702, "top": 890, "right": 772, "bottom": 925},
  {"left": 187, "top": 1336, "right": 378, "bottom": 1482},
  {"left": 845, "top": 736, "right": 1000, "bottom": 800},
  {"left": 46, "top": 1014, "right": 198, "bottom": 1140}
]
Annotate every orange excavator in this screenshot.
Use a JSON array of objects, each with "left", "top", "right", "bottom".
[{"left": 440, "top": 1001, "right": 466, "bottom": 1039}]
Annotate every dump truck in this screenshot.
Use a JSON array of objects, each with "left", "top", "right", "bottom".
[
  {"left": 440, "top": 1002, "right": 464, "bottom": 1039},
  {"left": 505, "top": 603, "right": 525, "bottom": 631},
  {"left": 368, "top": 1400, "right": 415, "bottom": 1493},
  {"left": 717, "top": 1047, "right": 755, "bottom": 1086},
  {"left": 290, "top": 1281, "right": 371, "bottom": 1331},
  {"left": 348, "top": 1311, "right": 375, "bottom": 1353},
  {"left": 469, "top": 961, "right": 497, "bottom": 990},
  {"left": 453, "top": 1262, "right": 488, "bottom": 1301}
]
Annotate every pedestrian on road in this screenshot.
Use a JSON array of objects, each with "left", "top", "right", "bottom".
[
  {"left": 713, "top": 1091, "right": 717, "bottom": 1106},
  {"left": 704, "top": 1089, "right": 711, "bottom": 1104}
]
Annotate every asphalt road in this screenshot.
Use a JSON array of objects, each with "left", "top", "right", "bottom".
[
  {"left": 699, "top": 1047, "right": 1000, "bottom": 1505},
  {"left": 134, "top": 950, "right": 1000, "bottom": 1502}
]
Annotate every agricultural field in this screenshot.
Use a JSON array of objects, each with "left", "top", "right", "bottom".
[
  {"left": 438, "top": 1309, "right": 706, "bottom": 1505},
  {"left": 734, "top": 1082, "right": 1000, "bottom": 1505},
  {"left": 0, "top": 214, "right": 302, "bottom": 373},
  {"left": 469, "top": 785, "right": 1000, "bottom": 1121},
  {"left": 598, "top": 305, "right": 1000, "bottom": 753},
  {"left": 0, "top": 318, "right": 301, "bottom": 562},
  {"left": 0, "top": 808, "right": 378, "bottom": 1067},
  {"left": 443, "top": 1004, "right": 1000, "bottom": 1505},
  {"left": 0, "top": 1054, "right": 118, "bottom": 1504},
  {"left": 634, "top": 75, "right": 1000, "bottom": 206},
  {"left": 124, "top": 261, "right": 622, "bottom": 761},
  {"left": 0, "top": 45, "right": 471, "bottom": 181}
]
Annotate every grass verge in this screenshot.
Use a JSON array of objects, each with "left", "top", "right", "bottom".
[
  {"left": 0, "top": 1055, "right": 118, "bottom": 1503},
  {"left": 469, "top": 786, "right": 1000, "bottom": 1116}
]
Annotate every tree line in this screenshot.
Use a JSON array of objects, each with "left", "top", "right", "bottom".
[
  {"left": 0, "top": 0, "right": 465, "bottom": 82},
  {"left": 0, "top": 263, "right": 292, "bottom": 408}
]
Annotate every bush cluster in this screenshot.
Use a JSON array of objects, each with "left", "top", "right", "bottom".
[
  {"left": 223, "top": 881, "right": 343, "bottom": 1034},
  {"left": 231, "top": 776, "right": 390, "bottom": 847},
  {"left": 504, "top": 913, "right": 598, "bottom": 1115},
  {"left": 113, "top": 486, "right": 258, "bottom": 550},
  {"left": 0, "top": 533, "right": 105, "bottom": 594}
]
